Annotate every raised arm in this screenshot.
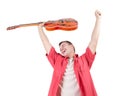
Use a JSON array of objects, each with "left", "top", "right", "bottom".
[
  {"left": 88, "top": 10, "right": 101, "bottom": 54},
  {"left": 38, "top": 23, "right": 52, "bottom": 54}
]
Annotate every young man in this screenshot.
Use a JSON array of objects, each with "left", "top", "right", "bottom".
[{"left": 38, "top": 10, "right": 101, "bottom": 96}]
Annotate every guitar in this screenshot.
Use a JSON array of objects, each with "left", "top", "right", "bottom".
[{"left": 7, "top": 18, "right": 78, "bottom": 31}]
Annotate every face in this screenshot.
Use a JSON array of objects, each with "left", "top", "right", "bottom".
[{"left": 59, "top": 42, "right": 74, "bottom": 57}]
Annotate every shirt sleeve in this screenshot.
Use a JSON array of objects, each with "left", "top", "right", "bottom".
[
  {"left": 82, "top": 47, "right": 96, "bottom": 69},
  {"left": 46, "top": 47, "right": 59, "bottom": 68}
]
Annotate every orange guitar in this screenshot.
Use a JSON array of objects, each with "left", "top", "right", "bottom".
[{"left": 7, "top": 18, "right": 78, "bottom": 31}]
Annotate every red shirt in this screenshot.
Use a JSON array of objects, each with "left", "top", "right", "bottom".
[{"left": 46, "top": 47, "right": 97, "bottom": 96}]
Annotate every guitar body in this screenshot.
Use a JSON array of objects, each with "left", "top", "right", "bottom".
[
  {"left": 7, "top": 18, "right": 78, "bottom": 31},
  {"left": 44, "top": 18, "right": 78, "bottom": 31}
]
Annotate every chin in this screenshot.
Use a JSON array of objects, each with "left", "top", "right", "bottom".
[
  {"left": 62, "top": 52, "right": 69, "bottom": 57},
  {"left": 62, "top": 54, "right": 66, "bottom": 57},
  {"left": 61, "top": 53, "right": 66, "bottom": 56},
  {"left": 62, "top": 54, "right": 68, "bottom": 57}
]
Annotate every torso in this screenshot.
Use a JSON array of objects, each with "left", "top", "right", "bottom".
[{"left": 59, "top": 58, "right": 81, "bottom": 96}]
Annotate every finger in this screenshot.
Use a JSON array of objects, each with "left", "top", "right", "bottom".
[
  {"left": 38, "top": 22, "right": 45, "bottom": 27},
  {"left": 96, "top": 10, "right": 101, "bottom": 16},
  {"left": 98, "top": 12, "right": 101, "bottom": 16}
]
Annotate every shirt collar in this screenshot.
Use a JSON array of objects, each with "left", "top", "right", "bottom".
[{"left": 64, "top": 54, "right": 78, "bottom": 59}]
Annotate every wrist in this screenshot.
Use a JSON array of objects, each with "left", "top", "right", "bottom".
[
  {"left": 38, "top": 26, "right": 44, "bottom": 32},
  {"left": 96, "top": 17, "right": 101, "bottom": 22}
]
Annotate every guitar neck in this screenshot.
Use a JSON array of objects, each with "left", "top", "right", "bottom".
[
  {"left": 7, "top": 22, "right": 43, "bottom": 30},
  {"left": 18, "top": 22, "right": 43, "bottom": 27}
]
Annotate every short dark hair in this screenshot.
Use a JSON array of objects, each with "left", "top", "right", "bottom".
[
  {"left": 59, "top": 40, "right": 75, "bottom": 52},
  {"left": 59, "top": 40, "right": 72, "bottom": 46}
]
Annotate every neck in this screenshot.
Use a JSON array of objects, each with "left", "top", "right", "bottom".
[{"left": 68, "top": 52, "right": 75, "bottom": 59}]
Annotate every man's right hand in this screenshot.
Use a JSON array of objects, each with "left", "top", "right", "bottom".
[{"left": 38, "top": 22, "right": 45, "bottom": 31}]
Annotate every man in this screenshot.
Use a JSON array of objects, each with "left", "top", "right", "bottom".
[{"left": 38, "top": 10, "right": 101, "bottom": 96}]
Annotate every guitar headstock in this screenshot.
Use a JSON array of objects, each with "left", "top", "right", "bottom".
[{"left": 7, "top": 25, "right": 20, "bottom": 30}]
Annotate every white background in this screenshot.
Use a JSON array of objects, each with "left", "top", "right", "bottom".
[{"left": 0, "top": 0, "right": 120, "bottom": 96}]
